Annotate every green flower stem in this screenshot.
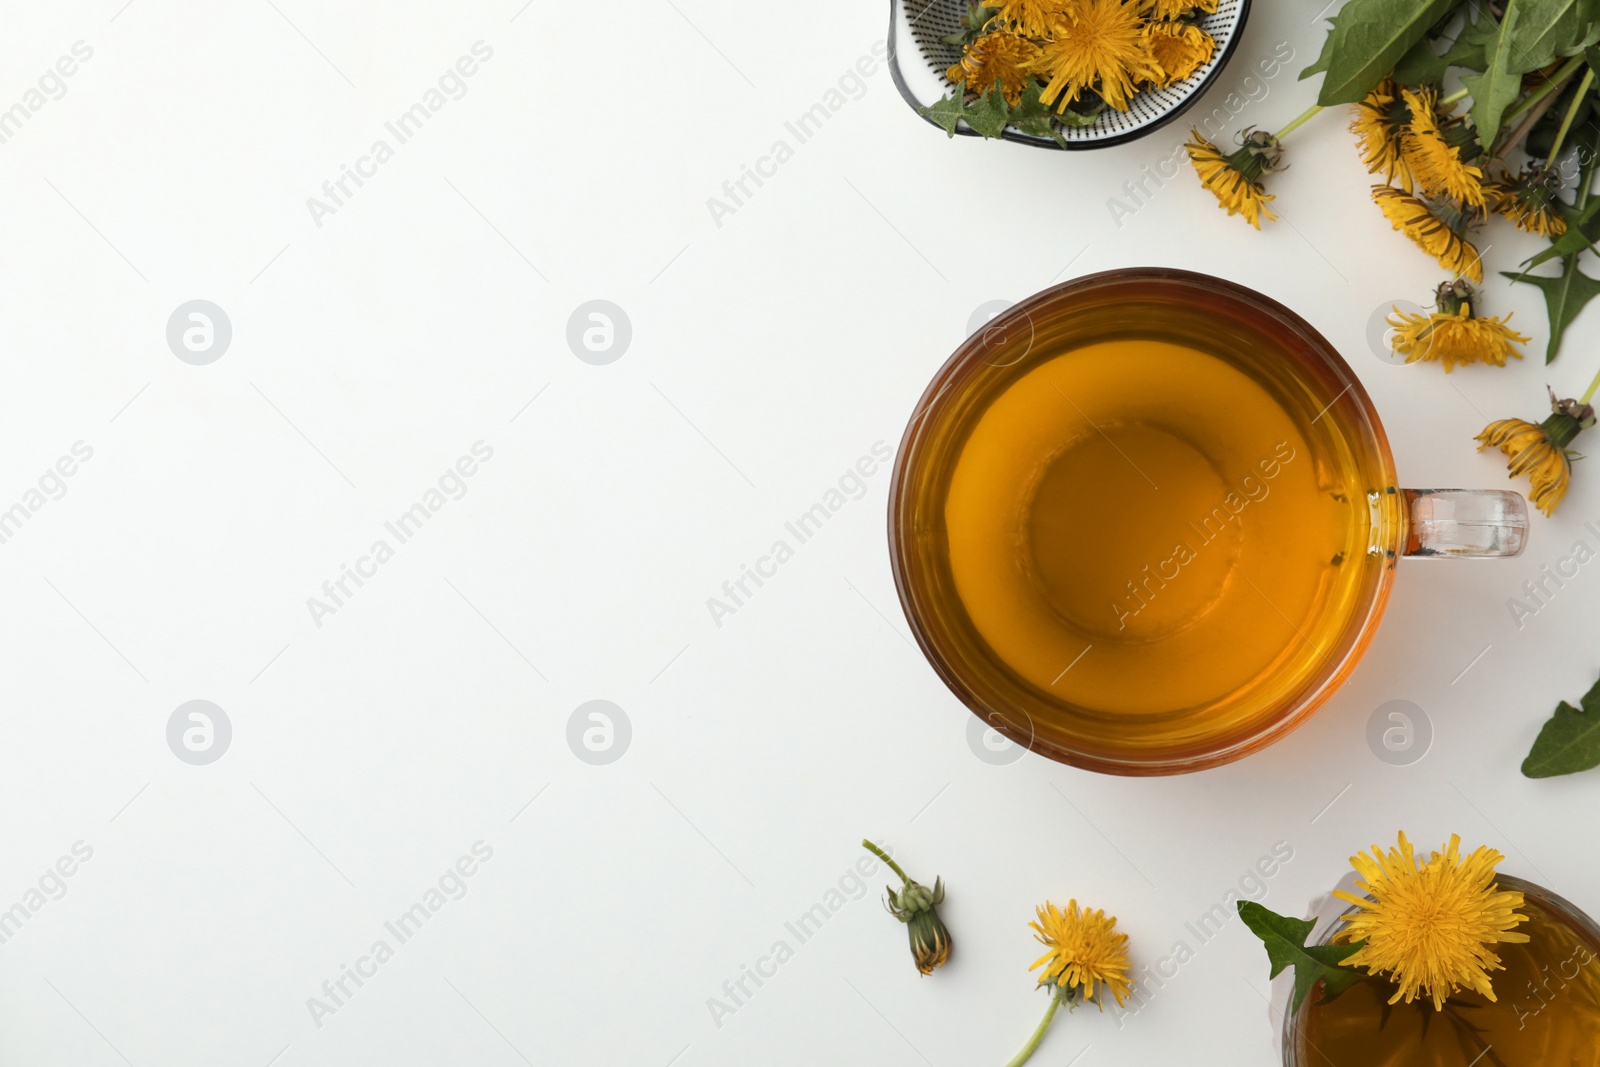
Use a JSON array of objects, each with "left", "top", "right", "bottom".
[
  {"left": 1580, "top": 363, "right": 1600, "bottom": 405},
  {"left": 1576, "top": 137, "right": 1600, "bottom": 222},
  {"left": 1548, "top": 68, "right": 1596, "bottom": 161},
  {"left": 862, "top": 839, "right": 912, "bottom": 887},
  {"left": 1002, "top": 993, "right": 1061, "bottom": 1067},
  {"left": 1542, "top": 410, "right": 1585, "bottom": 448},
  {"left": 1440, "top": 86, "right": 1470, "bottom": 107},
  {"left": 1497, "top": 88, "right": 1566, "bottom": 159},
  {"left": 1272, "top": 103, "right": 1323, "bottom": 141},
  {"left": 1503, "top": 55, "right": 1587, "bottom": 127}
]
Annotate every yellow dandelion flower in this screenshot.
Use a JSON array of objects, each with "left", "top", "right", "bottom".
[
  {"left": 1478, "top": 390, "right": 1593, "bottom": 516},
  {"left": 1488, "top": 167, "right": 1568, "bottom": 237},
  {"left": 1333, "top": 833, "right": 1529, "bottom": 1011},
  {"left": 1401, "top": 87, "right": 1486, "bottom": 209},
  {"left": 1145, "top": 21, "right": 1214, "bottom": 86},
  {"left": 1388, "top": 280, "right": 1529, "bottom": 372},
  {"left": 1029, "top": 899, "right": 1134, "bottom": 1007},
  {"left": 1187, "top": 128, "right": 1280, "bottom": 228},
  {"left": 1007, "top": 897, "right": 1138, "bottom": 1066},
  {"left": 989, "top": 0, "right": 1069, "bottom": 36},
  {"left": 1034, "top": 0, "right": 1164, "bottom": 113},
  {"left": 1140, "top": 0, "right": 1218, "bottom": 18},
  {"left": 1350, "top": 78, "right": 1415, "bottom": 191},
  {"left": 1371, "top": 186, "right": 1483, "bottom": 282},
  {"left": 1480, "top": 419, "right": 1572, "bottom": 515},
  {"left": 1392, "top": 313, "right": 1528, "bottom": 372},
  {"left": 946, "top": 31, "right": 1043, "bottom": 105}
]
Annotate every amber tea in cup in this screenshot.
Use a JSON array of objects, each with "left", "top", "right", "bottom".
[{"left": 889, "top": 270, "right": 1527, "bottom": 774}]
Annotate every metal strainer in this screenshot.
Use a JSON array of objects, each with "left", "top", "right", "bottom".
[{"left": 888, "top": 0, "right": 1253, "bottom": 150}]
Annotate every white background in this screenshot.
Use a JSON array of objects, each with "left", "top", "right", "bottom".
[{"left": 0, "top": 1, "right": 1597, "bottom": 1064}]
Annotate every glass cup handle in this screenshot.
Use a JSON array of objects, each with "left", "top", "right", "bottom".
[{"left": 1400, "top": 488, "right": 1528, "bottom": 558}]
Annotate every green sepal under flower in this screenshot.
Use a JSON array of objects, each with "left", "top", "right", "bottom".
[
  {"left": 1543, "top": 391, "right": 1596, "bottom": 450},
  {"left": 1226, "top": 128, "right": 1286, "bottom": 183},
  {"left": 940, "top": 3, "right": 1000, "bottom": 48},
  {"left": 1438, "top": 115, "right": 1485, "bottom": 163},
  {"left": 1434, "top": 277, "right": 1472, "bottom": 317},
  {"left": 886, "top": 876, "right": 953, "bottom": 976}
]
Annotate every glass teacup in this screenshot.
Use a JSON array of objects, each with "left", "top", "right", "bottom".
[
  {"left": 1283, "top": 874, "right": 1600, "bottom": 1065},
  {"left": 888, "top": 269, "right": 1527, "bottom": 775}
]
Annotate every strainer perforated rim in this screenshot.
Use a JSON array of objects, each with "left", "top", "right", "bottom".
[{"left": 887, "top": 0, "right": 1254, "bottom": 150}]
